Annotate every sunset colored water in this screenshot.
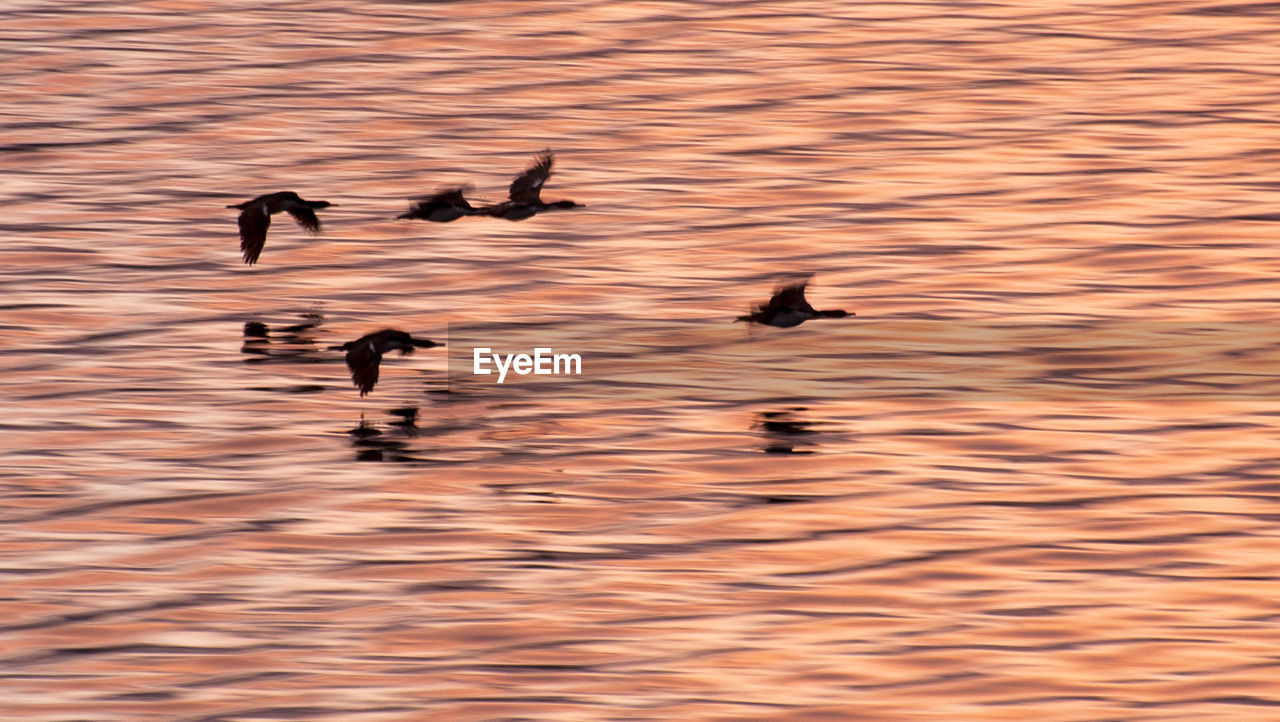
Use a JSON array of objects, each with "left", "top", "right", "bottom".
[{"left": 5, "top": 1, "right": 1280, "bottom": 719}]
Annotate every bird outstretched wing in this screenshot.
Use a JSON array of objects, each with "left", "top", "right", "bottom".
[
  {"left": 286, "top": 205, "right": 321, "bottom": 234},
  {"left": 432, "top": 187, "right": 474, "bottom": 209},
  {"left": 508, "top": 152, "right": 553, "bottom": 204},
  {"left": 238, "top": 206, "right": 271, "bottom": 265},
  {"left": 399, "top": 187, "right": 475, "bottom": 220},
  {"left": 345, "top": 341, "right": 382, "bottom": 396},
  {"left": 770, "top": 278, "right": 815, "bottom": 313}
]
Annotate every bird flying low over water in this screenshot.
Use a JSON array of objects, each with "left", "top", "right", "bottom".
[
  {"left": 475, "top": 151, "right": 583, "bottom": 221},
  {"left": 736, "top": 276, "right": 852, "bottom": 328},
  {"left": 396, "top": 186, "right": 476, "bottom": 222},
  {"left": 329, "top": 329, "right": 442, "bottom": 396},
  {"left": 227, "top": 191, "right": 334, "bottom": 265}
]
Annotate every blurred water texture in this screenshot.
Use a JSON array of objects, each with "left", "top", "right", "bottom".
[{"left": 5, "top": 1, "right": 1280, "bottom": 719}]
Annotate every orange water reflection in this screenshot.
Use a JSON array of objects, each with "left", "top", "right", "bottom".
[{"left": 5, "top": 0, "right": 1280, "bottom": 719}]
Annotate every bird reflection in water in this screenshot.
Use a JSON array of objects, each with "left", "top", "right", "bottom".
[
  {"left": 347, "top": 407, "right": 421, "bottom": 462},
  {"left": 387, "top": 406, "right": 419, "bottom": 436},
  {"left": 241, "top": 312, "right": 326, "bottom": 364},
  {"left": 756, "top": 407, "right": 820, "bottom": 454}
]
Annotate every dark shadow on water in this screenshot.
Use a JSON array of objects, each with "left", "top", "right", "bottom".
[
  {"left": 346, "top": 408, "right": 425, "bottom": 463},
  {"left": 756, "top": 407, "right": 820, "bottom": 455},
  {"left": 387, "top": 406, "right": 419, "bottom": 436},
  {"left": 241, "top": 312, "right": 326, "bottom": 364}
]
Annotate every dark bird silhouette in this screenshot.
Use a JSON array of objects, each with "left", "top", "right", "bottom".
[
  {"left": 227, "top": 191, "right": 334, "bottom": 265},
  {"left": 736, "top": 276, "right": 851, "bottom": 328},
  {"left": 396, "top": 186, "right": 476, "bottom": 222},
  {"left": 329, "top": 329, "right": 442, "bottom": 396},
  {"left": 475, "top": 152, "right": 583, "bottom": 221}
]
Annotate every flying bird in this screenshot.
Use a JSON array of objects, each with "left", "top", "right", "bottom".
[
  {"left": 475, "top": 151, "right": 583, "bottom": 221},
  {"left": 396, "top": 186, "right": 477, "bottom": 222},
  {"left": 330, "top": 329, "right": 442, "bottom": 396},
  {"left": 227, "top": 191, "right": 334, "bottom": 265},
  {"left": 736, "top": 277, "right": 852, "bottom": 328}
]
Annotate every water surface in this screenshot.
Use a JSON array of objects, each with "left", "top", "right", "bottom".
[{"left": 5, "top": 1, "right": 1280, "bottom": 719}]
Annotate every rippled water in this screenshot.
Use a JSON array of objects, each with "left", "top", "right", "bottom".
[{"left": 6, "top": 1, "right": 1280, "bottom": 719}]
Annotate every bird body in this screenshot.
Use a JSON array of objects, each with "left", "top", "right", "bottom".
[
  {"left": 228, "top": 191, "right": 333, "bottom": 265},
  {"left": 397, "top": 187, "right": 476, "bottom": 222},
  {"left": 473, "top": 152, "right": 582, "bottom": 221},
  {"left": 737, "top": 278, "right": 851, "bottom": 328},
  {"left": 330, "top": 329, "right": 441, "bottom": 396}
]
